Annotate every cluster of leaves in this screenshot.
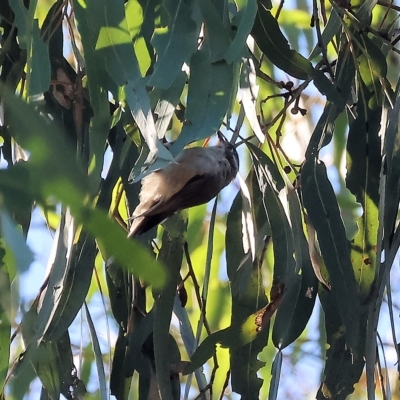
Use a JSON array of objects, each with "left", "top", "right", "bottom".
[{"left": 0, "top": 0, "right": 400, "bottom": 399}]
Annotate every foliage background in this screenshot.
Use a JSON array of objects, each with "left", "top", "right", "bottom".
[{"left": 1, "top": 0, "right": 400, "bottom": 399}]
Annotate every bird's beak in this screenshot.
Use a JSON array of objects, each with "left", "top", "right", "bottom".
[{"left": 217, "top": 131, "right": 227, "bottom": 143}]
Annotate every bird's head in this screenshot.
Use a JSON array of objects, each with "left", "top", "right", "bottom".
[{"left": 217, "top": 131, "right": 239, "bottom": 175}]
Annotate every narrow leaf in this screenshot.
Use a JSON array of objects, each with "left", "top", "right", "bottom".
[
  {"left": 225, "top": 0, "right": 257, "bottom": 63},
  {"left": 252, "top": 2, "right": 312, "bottom": 80},
  {"left": 301, "top": 158, "right": 359, "bottom": 349},
  {"left": 147, "top": 0, "right": 199, "bottom": 89},
  {"left": 0, "top": 209, "right": 34, "bottom": 274}
]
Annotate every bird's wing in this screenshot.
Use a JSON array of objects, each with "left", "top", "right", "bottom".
[{"left": 134, "top": 148, "right": 215, "bottom": 217}]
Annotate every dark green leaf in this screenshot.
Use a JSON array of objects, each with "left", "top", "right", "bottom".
[
  {"left": 19, "top": 307, "right": 86, "bottom": 399},
  {"left": 317, "top": 289, "right": 366, "bottom": 400},
  {"left": 249, "top": 149, "right": 294, "bottom": 285},
  {"left": 305, "top": 103, "right": 339, "bottom": 157},
  {"left": 153, "top": 215, "right": 186, "bottom": 400},
  {"left": 199, "top": 0, "right": 231, "bottom": 62},
  {"left": 72, "top": 0, "right": 113, "bottom": 188},
  {"left": 225, "top": 0, "right": 257, "bottom": 63},
  {"left": 272, "top": 187, "right": 317, "bottom": 349},
  {"left": 183, "top": 330, "right": 227, "bottom": 375},
  {"left": 44, "top": 233, "right": 97, "bottom": 341},
  {"left": 309, "top": 9, "right": 342, "bottom": 60},
  {"left": 9, "top": 0, "right": 31, "bottom": 49},
  {"left": 252, "top": 2, "right": 312, "bottom": 80},
  {"left": 301, "top": 159, "right": 359, "bottom": 349},
  {"left": 312, "top": 70, "right": 347, "bottom": 110},
  {"left": 225, "top": 169, "right": 269, "bottom": 399},
  {"left": 184, "top": 304, "right": 270, "bottom": 374},
  {"left": 346, "top": 89, "right": 381, "bottom": 300},
  {"left": 384, "top": 93, "right": 400, "bottom": 250},
  {"left": 268, "top": 351, "right": 282, "bottom": 400},
  {"left": 29, "top": 21, "right": 50, "bottom": 97},
  {"left": 0, "top": 251, "right": 11, "bottom": 391},
  {"left": 84, "top": 303, "right": 107, "bottom": 400},
  {"left": 247, "top": 143, "right": 285, "bottom": 191},
  {"left": 357, "top": 34, "right": 389, "bottom": 108}
]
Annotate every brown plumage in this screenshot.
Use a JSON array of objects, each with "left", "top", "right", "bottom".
[{"left": 128, "top": 133, "right": 239, "bottom": 237}]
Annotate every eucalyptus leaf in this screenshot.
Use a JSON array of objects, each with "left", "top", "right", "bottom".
[
  {"left": 301, "top": 159, "right": 359, "bottom": 350},
  {"left": 170, "top": 46, "right": 234, "bottom": 153},
  {"left": 0, "top": 209, "right": 33, "bottom": 274},
  {"left": 147, "top": 0, "right": 199, "bottom": 89},
  {"left": 252, "top": 3, "right": 312, "bottom": 80}
]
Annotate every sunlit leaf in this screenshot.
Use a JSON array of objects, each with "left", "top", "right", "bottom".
[
  {"left": 170, "top": 21, "right": 235, "bottom": 153},
  {"left": 147, "top": 0, "right": 199, "bottom": 89}
]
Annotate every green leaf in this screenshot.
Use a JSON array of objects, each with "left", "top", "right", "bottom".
[
  {"left": 0, "top": 249, "right": 11, "bottom": 392},
  {"left": 19, "top": 306, "right": 86, "bottom": 399},
  {"left": 354, "top": 0, "right": 376, "bottom": 24},
  {"left": 10, "top": 0, "right": 50, "bottom": 97},
  {"left": 183, "top": 330, "right": 226, "bottom": 375},
  {"left": 268, "top": 351, "right": 282, "bottom": 400},
  {"left": 317, "top": 288, "right": 366, "bottom": 400},
  {"left": 249, "top": 148, "right": 294, "bottom": 285},
  {"left": 333, "top": 42, "right": 356, "bottom": 110},
  {"left": 72, "top": 0, "right": 113, "bottom": 187},
  {"left": 0, "top": 209, "right": 34, "bottom": 274},
  {"left": 225, "top": 169, "right": 269, "bottom": 399},
  {"left": 124, "top": 0, "right": 154, "bottom": 75},
  {"left": 124, "top": 78, "right": 174, "bottom": 170},
  {"left": 85, "top": 208, "right": 166, "bottom": 286},
  {"left": 240, "top": 56, "right": 265, "bottom": 143},
  {"left": 2, "top": 87, "right": 166, "bottom": 287},
  {"left": 247, "top": 143, "right": 285, "bottom": 191},
  {"left": 357, "top": 34, "right": 389, "bottom": 108},
  {"left": 173, "top": 297, "right": 208, "bottom": 389},
  {"left": 346, "top": 89, "right": 381, "bottom": 300},
  {"left": 305, "top": 103, "right": 338, "bottom": 156},
  {"left": 9, "top": 0, "right": 31, "bottom": 49},
  {"left": 226, "top": 170, "right": 270, "bottom": 293},
  {"left": 125, "top": 311, "right": 155, "bottom": 377},
  {"left": 84, "top": 303, "right": 107, "bottom": 400},
  {"left": 309, "top": 8, "right": 342, "bottom": 60},
  {"left": 301, "top": 159, "right": 359, "bottom": 349},
  {"left": 312, "top": 69, "right": 347, "bottom": 110},
  {"left": 44, "top": 233, "right": 97, "bottom": 341},
  {"left": 95, "top": 8, "right": 141, "bottom": 86},
  {"left": 147, "top": 0, "right": 199, "bottom": 89},
  {"left": 384, "top": 92, "right": 400, "bottom": 249},
  {"left": 224, "top": 0, "right": 257, "bottom": 63},
  {"left": 272, "top": 186, "right": 317, "bottom": 349},
  {"left": 29, "top": 20, "right": 50, "bottom": 97},
  {"left": 150, "top": 71, "right": 187, "bottom": 138},
  {"left": 184, "top": 304, "right": 270, "bottom": 374},
  {"left": 153, "top": 216, "right": 186, "bottom": 400},
  {"left": 252, "top": 2, "right": 312, "bottom": 80},
  {"left": 170, "top": 44, "right": 234, "bottom": 153},
  {"left": 199, "top": 0, "right": 231, "bottom": 62}
]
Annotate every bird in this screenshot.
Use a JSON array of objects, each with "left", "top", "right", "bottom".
[{"left": 128, "top": 132, "right": 239, "bottom": 237}]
